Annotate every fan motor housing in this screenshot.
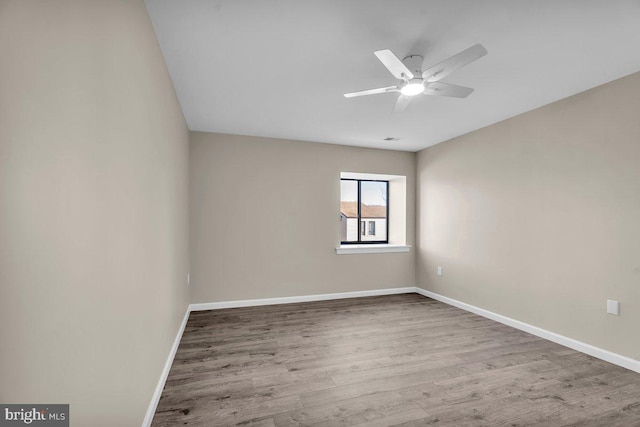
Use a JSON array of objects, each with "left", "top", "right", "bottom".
[{"left": 402, "top": 55, "right": 424, "bottom": 78}]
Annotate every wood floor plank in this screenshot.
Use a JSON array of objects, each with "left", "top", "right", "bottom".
[
  {"left": 330, "top": 354, "right": 463, "bottom": 387},
  {"left": 287, "top": 356, "right": 398, "bottom": 382},
  {"left": 151, "top": 293, "right": 640, "bottom": 426},
  {"left": 273, "top": 391, "right": 428, "bottom": 427},
  {"left": 299, "top": 365, "right": 456, "bottom": 408}
]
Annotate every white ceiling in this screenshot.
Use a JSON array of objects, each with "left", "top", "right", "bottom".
[{"left": 145, "top": 0, "right": 640, "bottom": 152}]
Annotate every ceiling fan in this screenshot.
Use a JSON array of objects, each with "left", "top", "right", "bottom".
[{"left": 344, "top": 43, "right": 488, "bottom": 112}]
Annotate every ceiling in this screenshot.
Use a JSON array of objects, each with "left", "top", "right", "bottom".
[{"left": 145, "top": 0, "right": 640, "bottom": 152}]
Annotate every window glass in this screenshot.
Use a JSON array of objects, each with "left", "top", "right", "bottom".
[
  {"left": 340, "top": 180, "right": 358, "bottom": 242},
  {"left": 360, "top": 181, "right": 387, "bottom": 242},
  {"left": 340, "top": 179, "right": 388, "bottom": 244}
]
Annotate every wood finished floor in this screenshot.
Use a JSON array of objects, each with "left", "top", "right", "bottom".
[{"left": 151, "top": 294, "right": 640, "bottom": 426}]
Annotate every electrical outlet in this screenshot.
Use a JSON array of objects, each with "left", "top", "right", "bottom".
[
  {"left": 607, "top": 300, "right": 619, "bottom": 315},
  {"left": 437, "top": 266, "right": 443, "bottom": 276}
]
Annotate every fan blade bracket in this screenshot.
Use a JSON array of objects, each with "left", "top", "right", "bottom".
[{"left": 424, "top": 69, "right": 444, "bottom": 82}]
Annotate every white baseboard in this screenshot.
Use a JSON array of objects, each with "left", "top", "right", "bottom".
[
  {"left": 189, "top": 287, "right": 417, "bottom": 311},
  {"left": 142, "top": 307, "right": 190, "bottom": 427},
  {"left": 415, "top": 287, "right": 640, "bottom": 374}
]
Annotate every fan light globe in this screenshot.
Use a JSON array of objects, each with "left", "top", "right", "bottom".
[{"left": 400, "top": 82, "right": 424, "bottom": 96}]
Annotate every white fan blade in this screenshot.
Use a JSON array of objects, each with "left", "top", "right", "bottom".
[
  {"left": 422, "top": 43, "right": 487, "bottom": 82},
  {"left": 374, "top": 50, "right": 414, "bottom": 80},
  {"left": 424, "top": 81, "right": 474, "bottom": 98},
  {"left": 344, "top": 86, "right": 398, "bottom": 98},
  {"left": 393, "top": 95, "right": 413, "bottom": 113}
]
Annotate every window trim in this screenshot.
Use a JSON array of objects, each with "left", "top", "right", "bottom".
[
  {"left": 340, "top": 178, "right": 389, "bottom": 245},
  {"left": 335, "top": 244, "right": 411, "bottom": 255}
]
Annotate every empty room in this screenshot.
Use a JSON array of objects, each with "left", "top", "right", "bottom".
[{"left": 2, "top": 0, "right": 640, "bottom": 426}]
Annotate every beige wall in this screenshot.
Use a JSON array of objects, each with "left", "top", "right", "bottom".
[
  {"left": 417, "top": 71, "right": 640, "bottom": 361},
  {"left": 4, "top": 0, "right": 638, "bottom": 422},
  {"left": 190, "top": 132, "right": 415, "bottom": 303},
  {"left": 0, "top": 1, "right": 189, "bottom": 426}
]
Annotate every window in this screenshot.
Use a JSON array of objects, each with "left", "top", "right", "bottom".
[
  {"left": 340, "top": 178, "right": 388, "bottom": 244},
  {"left": 336, "top": 171, "right": 409, "bottom": 254}
]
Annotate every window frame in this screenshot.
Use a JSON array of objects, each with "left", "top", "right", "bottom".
[{"left": 340, "top": 178, "right": 389, "bottom": 245}]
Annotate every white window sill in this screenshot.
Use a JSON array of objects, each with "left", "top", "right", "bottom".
[{"left": 335, "top": 245, "right": 411, "bottom": 255}]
